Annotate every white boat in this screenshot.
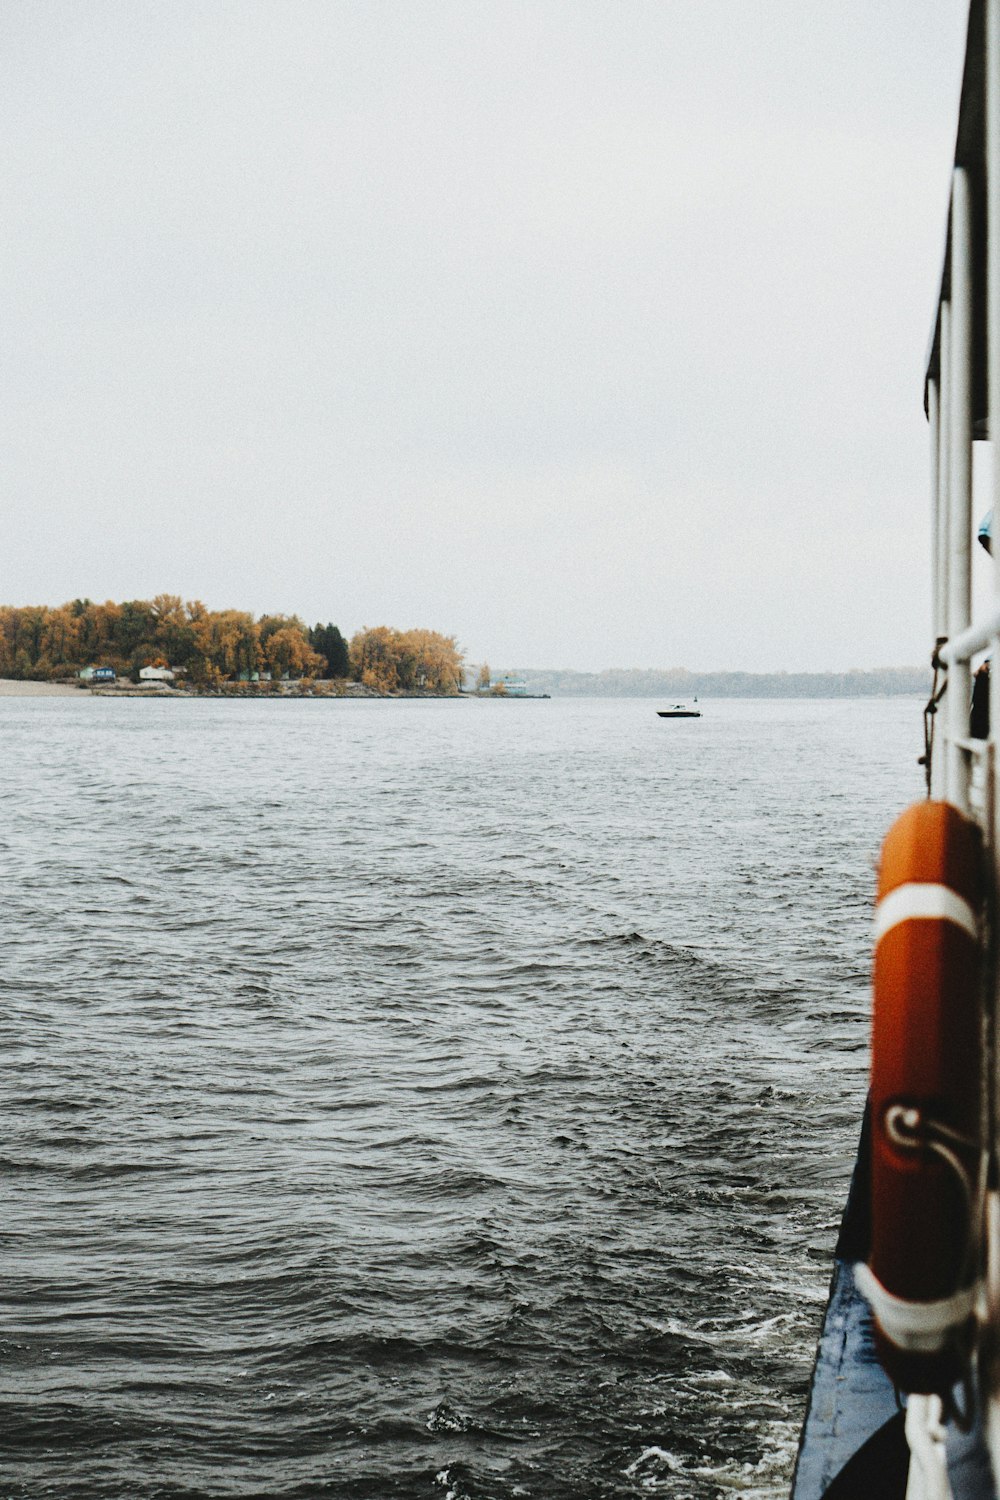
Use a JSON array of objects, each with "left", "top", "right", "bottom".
[
  {"left": 794, "top": 6, "right": 1000, "bottom": 1496},
  {"left": 656, "top": 701, "right": 700, "bottom": 719}
]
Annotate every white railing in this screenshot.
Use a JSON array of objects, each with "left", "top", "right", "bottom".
[
  {"left": 930, "top": 164, "right": 975, "bottom": 814},
  {"left": 932, "top": 6, "right": 1000, "bottom": 823},
  {"left": 917, "top": 8, "right": 1000, "bottom": 1499}
]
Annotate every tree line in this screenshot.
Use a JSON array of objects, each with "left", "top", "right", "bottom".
[
  {"left": 501, "top": 666, "right": 929, "bottom": 697},
  {"left": 0, "top": 598, "right": 464, "bottom": 692}
]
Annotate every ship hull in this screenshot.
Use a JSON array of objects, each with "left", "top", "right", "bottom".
[{"left": 792, "top": 1105, "right": 996, "bottom": 1498}]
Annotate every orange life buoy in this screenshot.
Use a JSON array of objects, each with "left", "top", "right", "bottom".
[{"left": 857, "top": 800, "right": 983, "bottom": 1394}]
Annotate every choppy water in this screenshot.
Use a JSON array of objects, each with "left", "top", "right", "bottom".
[{"left": 1, "top": 695, "right": 924, "bottom": 1499}]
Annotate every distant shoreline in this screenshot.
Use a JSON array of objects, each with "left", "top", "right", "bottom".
[
  {"left": 499, "top": 666, "right": 929, "bottom": 698},
  {"left": 0, "top": 679, "right": 490, "bottom": 701},
  {"left": 0, "top": 679, "right": 471, "bottom": 700},
  {"left": 0, "top": 675, "right": 927, "bottom": 702},
  {"left": 0, "top": 679, "right": 80, "bottom": 697}
]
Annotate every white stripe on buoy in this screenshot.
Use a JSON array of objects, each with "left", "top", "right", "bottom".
[{"left": 874, "top": 882, "right": 978, "bottom": 944}]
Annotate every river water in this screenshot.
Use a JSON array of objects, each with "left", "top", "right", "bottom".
[{"left": 1, "top": 695, "right": 923, "bottom": 1499}]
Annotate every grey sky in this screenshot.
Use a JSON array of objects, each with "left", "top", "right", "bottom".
[{"left": 2, "top": 1, "right": 974, "bottom": 671}]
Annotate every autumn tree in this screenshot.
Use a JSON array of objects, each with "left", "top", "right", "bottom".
[
  {"left": 349, "top": 626, "right": 400, "bottom": 692},
  {"left": 257, "top": 614, "right": 324, "bottom": 681},
  {"left": 348, "top": 626, "right": 464, "bottom": 694},
  {"left": 91, "top": 602, "right": 124, "bottom": 662},
  {"left": 189, "top": 610, "right": 260, "bottom": 681},
  {"left": 399, "top": 629, "right": 464, "bottom": 692},
  {"left": 41, "top": 605, "right": 81, "bottom": 671},
  {"left": 151, "top": 595, "right": 197, "bottom": 667},
  {"left": 265, "top": 626, "right": 324, "bottom": 680}
]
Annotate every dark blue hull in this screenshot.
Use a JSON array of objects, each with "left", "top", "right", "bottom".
[{"left": 792, "top": 1105, "right": 995, "bottom": 1498}]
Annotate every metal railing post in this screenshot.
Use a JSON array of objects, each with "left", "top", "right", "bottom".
[
  {"left": 990, "top": 0, "right": 1000, "bottom": 829},
  {"left": 930, "top": 377, "right": 942, "bottom": 638},
  {"left": 984, "top": 3, "right": 1000, "bottom": 1486},
  {"left": 937, "top": 303, "right": 953, "bottom": 803},
  {"left": 928, "top": 376, "right": 947, "bottom": 801},
  {"left": 947, "top": 168, "right": 973, "bottom": 813},
  {"left": 940, "top": 303, "right": 953, "bottom": 643}
]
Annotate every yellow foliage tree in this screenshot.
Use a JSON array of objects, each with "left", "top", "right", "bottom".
[{"left": 349, "top": 626, "right": 464, "bottom": 694}]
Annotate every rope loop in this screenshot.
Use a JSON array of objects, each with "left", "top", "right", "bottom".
[
  {"left": 920, "top": 638, "right": 949, "bottom": 796},
  {"left": 882, "top": 1103, "right": 983, "bottom": 1284}
]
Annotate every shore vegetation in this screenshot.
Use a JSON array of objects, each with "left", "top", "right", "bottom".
[
  {"left": 0, "top": 599, "right": 465, "bottom": 693},
  {"left": 348, "top": 626, "right": 464, "bottom": 694}
]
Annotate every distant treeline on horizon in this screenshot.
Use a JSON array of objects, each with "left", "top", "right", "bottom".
[
  {"left": 0, "top": 598, "right": 463, "bottom": 692},
  {"left": 499, "top": 666, "right": 928, "bottom": 698},
  {"left": 0, "top": 599, "right": 926, "bottom": 699}
]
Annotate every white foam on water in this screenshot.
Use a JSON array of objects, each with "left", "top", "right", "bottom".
[
  {"left": 624, "top": 1446, "right": 686, "bottom": 1476},
  {"left": 689, "top": 1417, "right": 801, "bottom": 1498}
]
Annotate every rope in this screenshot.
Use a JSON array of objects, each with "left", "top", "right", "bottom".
[
  {"left": 904, "top": 1395, "right": 954, "bottom": 1496},
  {"left": 883, "top": 1105, "right": 982, "bottom": 1285},
  {"left": 854, "top": 1102, "right": 985, "bottom": 1365},
  {"left": 919, "top": 638, "right": 949, "bottom": 797}
]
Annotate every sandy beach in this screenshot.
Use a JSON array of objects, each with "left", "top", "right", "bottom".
[{"left": 0, "top": 679, "right": 81, "bottom": 697}]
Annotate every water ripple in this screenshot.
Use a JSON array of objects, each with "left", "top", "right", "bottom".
[{"left": 0, "top": 696, "right": 922, "bottom": 1497}]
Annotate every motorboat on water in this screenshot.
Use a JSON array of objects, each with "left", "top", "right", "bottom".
[
  {"left": 792, "top": 6, "right": 1000, "bottom": 1496},
  {"left": 656, "top": 701, "right": 701, "bottom": 718}
]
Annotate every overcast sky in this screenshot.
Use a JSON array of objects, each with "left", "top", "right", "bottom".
[{"left": 2, "top": 1, "right": 977, "bottom": 671}]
